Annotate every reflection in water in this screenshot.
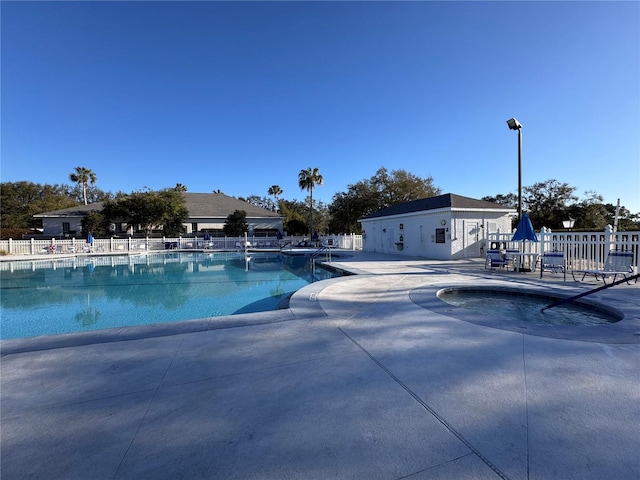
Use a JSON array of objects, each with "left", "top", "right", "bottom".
[
  {"left": 74, "top": 293, "right": 101, "bottom": 326},
  {"left": 0, "top": 252, "right": 341, "bottom": 339}
]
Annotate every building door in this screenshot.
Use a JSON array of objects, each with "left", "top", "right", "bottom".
[
  {"left": 385, "top": 227, "right": 395, "bottom": 253},
  {"left": 465, "top": 222, "right": 481, "bottom": 258}
]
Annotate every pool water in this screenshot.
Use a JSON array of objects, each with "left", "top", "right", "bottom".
[
  {"left": 0, "top": 252, "right": 341, "bottom": 339},
  {"left": 439, "top": 289, "right": 618, "bottom": 327}
]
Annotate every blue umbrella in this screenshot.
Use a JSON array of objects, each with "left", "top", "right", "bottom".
[
  {"left": 204, "top": 232, "right": 211, "bottom": 241},
  {"left": 277, "top": 231, "right": 283, "bottom": 240},
  {"left": 87, "top": 232, "right": 94, "bottom": 245},
  {"left": 511, "top": 213, "right": 538, "bottom": 242},
  {"left": 511, "top": 213, "right": 538, "bottom": 272}
]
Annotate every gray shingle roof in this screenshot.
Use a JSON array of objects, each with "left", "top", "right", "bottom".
[
  {"left": 184, "top": 193, "right": 280, "bottom": 218},
  {"left": 34, "top": 203, "right": 104, "bottom": 217},
  {"left": 34, "top": 193, "right": 280, "bottom": 219},
  {"left": 360, "top": 193, "right": 513, "bottom": 220}
]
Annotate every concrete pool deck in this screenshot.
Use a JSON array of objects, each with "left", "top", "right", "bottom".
[{"left": 1, "top": 252, "right": 639, "bottom": 479}]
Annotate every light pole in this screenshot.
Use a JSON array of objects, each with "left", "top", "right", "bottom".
[{"left": 506, "top": 118, "right": 523, "bottom": 222}]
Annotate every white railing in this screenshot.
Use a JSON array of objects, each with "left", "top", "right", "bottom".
[
  {"left": 487, "top": 225, "right": 639, "bottom": 272},
  {"left": 0, "top": 234, "right": 364, "bottom": 257}
]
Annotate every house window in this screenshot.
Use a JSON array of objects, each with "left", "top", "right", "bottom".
[
  {"left": 191, "top": 223, "right": 198, "bottom": 233},
  {"left": 62, "top": 222, "right": 70, "bottom": 234},
  {"left": 435, "top": 228, "right": 446, "bottom": 243}
]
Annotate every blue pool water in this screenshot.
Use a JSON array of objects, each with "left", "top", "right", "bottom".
[{"left": 0, "top": 252, "right": 341, "bottom": 339}]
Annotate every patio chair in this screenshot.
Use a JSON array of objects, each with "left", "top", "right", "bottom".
[
  {"left": 572, "top": 251, "right": 634, "bottom": 284},
  {"left": 539, "top": 251, "right": 566, "bottom": 281},
  {"left": 485, "top": 250, "right": 508, "bottom": 271}
]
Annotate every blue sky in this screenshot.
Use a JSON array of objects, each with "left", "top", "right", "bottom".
[{"left": 2, "top": 1, "right": 639, "bottom": 214}]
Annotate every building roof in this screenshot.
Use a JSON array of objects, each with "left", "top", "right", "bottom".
[
  {"left": 184, "top": 193, "right": 280, "bottom": 218},
  {"left": 360, "top": 193, "right": 513, "bottom": 220},
  {"left": 34, "top": 203, "right": 103, "bottom": 218},
  {"left": 34, "top": 193, "right": 281, "bottom": 219}
]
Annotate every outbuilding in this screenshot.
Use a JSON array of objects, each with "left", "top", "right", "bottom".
[{"left": 358, "top": 193, "right": 515, "bottom": 260}]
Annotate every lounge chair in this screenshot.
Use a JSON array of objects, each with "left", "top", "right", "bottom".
[
  {"left": 572, "top": 251, "right": 634, "bottom": 284},
  {"left": 485, "top": 250, "right": 508, "bottom": 270},
  {"left": 539, "top": 251, "right": 566, "bottom": 281}
]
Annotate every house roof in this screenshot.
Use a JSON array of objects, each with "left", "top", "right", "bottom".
[
  {"left": 34, "top": 193, "right": 281, "bottom": 219},
  {"left": 360, "top": 193, "right": 513, "bottom": 220},
  {"left": 34, "top": 203, "right": 104, "bottom": 218},
  {"left": 184, "top": 193, "right": 280, "bottom": 218}
]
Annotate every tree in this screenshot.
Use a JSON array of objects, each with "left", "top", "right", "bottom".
[
  {"left": 69, "top": 184, "right": 112, "bottom": 205},
  {"left": 243, "top": 195, "right": 275, "bottom": 211},
  {"left": 485, "top": 180, "right": 640, "bottom": 231},
  {"left": 268, "top": 185, "right": 283, "bottom": 212},
  {"left": 522, "top": 179, "right": 578, "bottom": 229},
  {"left": 298, "top": 167, "right": 323, "bottom": 236},
  {"left": 481, "top": 193, "right": 518, "bottom": 209},
  {"left": 0, "top": 181, "right": 77, "bottom": 230},
  {"left": 373, "top": 168, "right": 440, "bottom": 207},
  {"left": 69, "top": 167, "right": 97, "bottom": 205},
  {"left": 102, "top": 188, "right": 188, "bottom": 236},
  {"left": 278, "top": 199, "right": 307, "bottom": 235},
  {"left": 328, "top": 167, "right": 441, "bottom": 234},
  {"left": 81, "top": 211, "right": 108, "bottom": 237},
  {"left": 174, "top": 183, "right": 187, "bottom": 192},
  {"left": 223, "top": 210, "right": 249, "bottom": 236}
]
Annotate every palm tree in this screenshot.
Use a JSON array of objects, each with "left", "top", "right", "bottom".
[
  {"left": 268, "top": 185, "right": 283, "bottom": 212},
  {"left": 174, "top": 183, "right": 187, "bottom": 192},
  {"left": 298, "top": 167, "right": 323, "bottom": 237},
  {"left": 69, "top": 167, "right": 97, "bottom": 205}
]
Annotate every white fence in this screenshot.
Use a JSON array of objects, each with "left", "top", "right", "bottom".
[
  {"left": 0, "top": 234, "right": 363, "bottom": 257},
  {"left": 487, "top": 225, "right": 639, "bottom": 272}
]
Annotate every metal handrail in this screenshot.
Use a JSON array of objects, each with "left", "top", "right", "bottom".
[{"left": 541, "top": 273, "right": 639, "bottom": 312}]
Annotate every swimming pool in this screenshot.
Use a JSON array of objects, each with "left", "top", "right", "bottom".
[{"left": 0, "top": 252, "right": 342, "bottom": 339}]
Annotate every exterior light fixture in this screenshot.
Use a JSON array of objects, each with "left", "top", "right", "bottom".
[
  {"left": 562, "top": 218, "right": 575, "bottom": 231},
  {"left": 506, "top": 118, "right": 522, "bottom": 131},
  {"left": 506, "top": 117, "right": 523, "bottom": 222}
]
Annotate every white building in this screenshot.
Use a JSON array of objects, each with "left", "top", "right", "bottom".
[
  {"left": 34, "top": 193, "right": 283, "bottom": 238},
  {"left": 358, "top": 193, "right": 515, "bottom": 260}
]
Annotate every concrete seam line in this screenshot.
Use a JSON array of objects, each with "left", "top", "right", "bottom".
[
  {"left": 111, "top": 336, "right": 186, "bottom": 480},
  {"left": 522, "top": 335, "right": 531, "bottom": 480},
  {"left": 337, "top": 327, "right": 511, "bottom": 480}
]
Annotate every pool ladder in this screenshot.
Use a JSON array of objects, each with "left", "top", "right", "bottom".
[{"left": 310, "top": 246, "right": 332, "bottom": 276}]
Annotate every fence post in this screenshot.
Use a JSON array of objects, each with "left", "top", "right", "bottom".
[
  {"left": 604, "top": 224, "right": 613, "bottom": 255},
  {"left": 539, "top": 226, "right": 547, "bottom": 253}
]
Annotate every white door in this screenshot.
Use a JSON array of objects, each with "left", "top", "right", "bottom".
[
  {"left": 386, "top": 228, "right": 395, "bottom": 253},
  {"left": 465, "top": 222, "right": 481, "bottom": 258}
]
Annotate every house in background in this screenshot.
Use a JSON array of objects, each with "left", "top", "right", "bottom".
[
  {"left": 358, "top": 193, "right": 515, "bottom": 260},
  {"left": 34, "top": 193, "right": 283, "bottom": 238}
]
